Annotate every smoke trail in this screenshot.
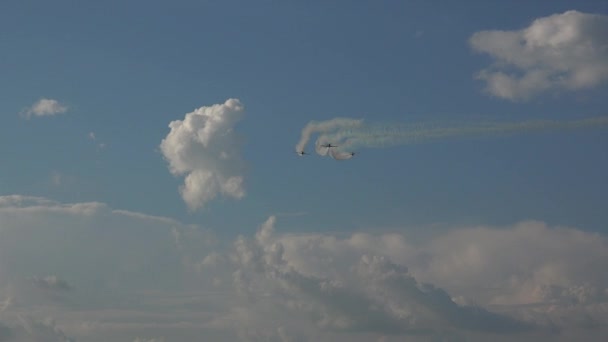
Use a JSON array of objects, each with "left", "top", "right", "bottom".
[
  {"left": 295, "top": 118, "right": 363, "bottom": 154},
  {"left": 336, "top": 117, "right": 608, "bottom": 151},
  {"left": 299, "top": 116, "right": 608, "bottom": 156},
  {"left": 328, "top": 149, "right": 354, "bottom": 160}
]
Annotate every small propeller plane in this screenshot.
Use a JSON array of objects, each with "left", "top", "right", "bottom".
[
  {"left": 321, "top": 143, "right": 338, "bottom": 148},
  {"left": 296, "top": 151, "right": 308, "bottom": 156}
]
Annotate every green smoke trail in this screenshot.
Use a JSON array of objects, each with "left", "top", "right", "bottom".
[{"left": 313, "top": 116, "right": 608, "bottom": 153}]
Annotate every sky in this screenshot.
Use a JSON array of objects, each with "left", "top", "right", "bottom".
[{"left": 1, "top": 1, "right": 608, "bottom": 341}]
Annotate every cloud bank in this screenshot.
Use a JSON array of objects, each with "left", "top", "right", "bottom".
[
  {"left": 470, "top": 10, "right": 608, "bottom": 101},
  {"left": 20, "top": 98, "right": 68, "bottom": 119},
  {"left": 160, "top": 99, "right": 246, "bottom": 211},
  {"left": 2, "top": 195, "right": 608, "bottom": 341}
]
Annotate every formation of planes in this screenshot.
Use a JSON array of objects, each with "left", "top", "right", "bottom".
[{"left": 296, "top": 143, "right": 356, "bottom": 158}]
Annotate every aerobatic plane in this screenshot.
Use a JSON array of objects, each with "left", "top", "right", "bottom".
[
  {"left": 327, "top": 148, "right": 356, "bottom": 160},
  {"left": 296, "top": 151, "right": 308, "bottom": 156},
  {"left": 321, "top": 143, "right": 338, "bottom": 148}
]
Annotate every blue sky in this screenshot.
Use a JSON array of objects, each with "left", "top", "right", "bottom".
[
  {"left": 1, "top": 2, "right": 608, "bottom": 341},
  {"left": 2, "top": 1, "right": 607, "bottom": 234}
]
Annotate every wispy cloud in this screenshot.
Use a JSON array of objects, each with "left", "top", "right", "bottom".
[
  {"left": 20, "top": 98, "right": 68, "bottom": 119},
  {"left": 88, "top": 131, "right": 106, "bottom": 149},
  {"left": 30, "top": 275, "right": 72, "bottom": 292},
  {"left": 470, "top": 10, "right": 608, "bottom": 101},
  {"left": 50, "top": 171, "right": 62, "bottom": 186}
]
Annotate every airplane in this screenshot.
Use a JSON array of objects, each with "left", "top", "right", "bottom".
[
  {"left": 329, "top": 150, "right": 356, "bottom": 160},
  {"left": 296, "top": 151, "right": 308, "bottom": 156},
  {"left": 321, "top": 143, "right": 338, "bottom": 148}
]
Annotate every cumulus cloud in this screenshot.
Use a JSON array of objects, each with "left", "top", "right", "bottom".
[
  {"left": 231, "top": 218, "right": 533, "bottom": 337},
  {"left": 20, "top": 98, "right": 68, "bottom": 119},
  {"left": 420, "top": 221, "right": 608, "bottom": 307},
  {"left": 2, "top": 195, "right": 608, "bottom": 340},
  {"left": 160, "top": 99, "right": 246, "bottom": 211},
  {"left": 238, "top": 219, "right": 608, "bottom": 339},
  {"left": 470, "top": 10, "right": 608, "bottom": 100}
]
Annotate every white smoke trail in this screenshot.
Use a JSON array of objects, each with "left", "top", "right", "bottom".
[
  {"left": 298, "top": 116, "right": 608, "bottom": 156},
  {"left": 328, "top": 149, "right": 354, "bottom": 160},
  {"left": 295, "top": 118, "right": 363, "bottom": 154},
  {"left": 335, "top": 117, "right": 608, "bottom": 151}
]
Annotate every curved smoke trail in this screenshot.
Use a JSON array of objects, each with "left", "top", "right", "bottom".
[
  {"left": 295, "top": 118, "right": 363, "bottom": 154},
  {"left": 328, "top": 149, "right": 354, "bottom": 160},
  {"left": 297, "top": 116, "right": 608, "bottom": 157}
]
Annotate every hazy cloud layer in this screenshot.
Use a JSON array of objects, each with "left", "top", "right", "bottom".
[
  {"left": 20, "top": 98, "right": 68, "bottom": 119},
  {"left": 1, "top": 196, "right": 608, "bottom": 340},
  {"left": 160, "top": 99, "right": 246, "bottom": 211},
  {"left": 0, "top": 316, "right": 74, "bottom": 342},
  {"left": 0, "top": 195, "right": 214, "bottom": 293},
  {"left": 30, "top": 276, "right": 72, "bottom": 293},
  {"left": 470, "top": 10, "right": 608, "bottom": 101}
]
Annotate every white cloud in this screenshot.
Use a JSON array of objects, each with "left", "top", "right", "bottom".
[
  {"left": 230, "top": 219, "right": 533, "bottom": 336},
  {"left": 470, "top": 10, "right": 608, "bottom": 101},
  {"left": 420, "top": 221, "right": 608, "bottom": 308},
  {"left": 20, "top": 98, "right": 68, "bottom": 119},
  {"left": 0, "top": 195, "right": 221, "bottom": 340},
  {"left": 0, "top": 195, "right": 213, "bottom": 293},
  {"left": 88, "top": 132, "right": 106, "bottom": 149},
  {"left": 2, "top": 195, "right": 608, "bottom": 340},
  {"left": 231, "top": 219, "right": 608, "bottom": 339},
  {"left": 160, "top": 99, "right": 246, "bottom": 211}
]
